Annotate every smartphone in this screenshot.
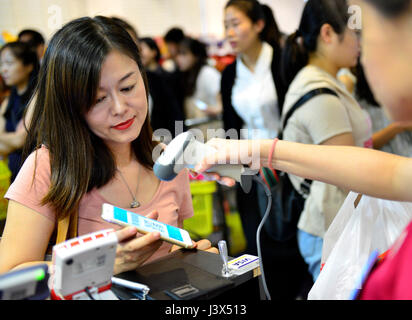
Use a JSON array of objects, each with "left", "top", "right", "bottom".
[{"left": 101, "top": 203, "right": 195, "bottom": 249}]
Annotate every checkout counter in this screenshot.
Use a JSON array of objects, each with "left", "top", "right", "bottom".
[{"left": 112, "top": 249, "right": 263, "bottom": 300}]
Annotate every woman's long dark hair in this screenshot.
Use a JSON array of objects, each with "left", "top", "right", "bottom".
[
  {"left": 179, "top": 36, "right": 208, "bottom": 98},
  {"left": 24, "top": 16, "right": 157, "bottom": 220},
  {"left": 355, "top": 58, "right": 379, "bottom": 107},
  {"left": 225, "top": 0, "right": 281, "bottom": 49},
  {"left": 281, "top": 0, "right": 349, "bottom": 88}
]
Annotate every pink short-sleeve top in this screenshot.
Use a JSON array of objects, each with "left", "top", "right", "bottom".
[{"left": 5, "top": 146, "right": 194, "bottom": 263}]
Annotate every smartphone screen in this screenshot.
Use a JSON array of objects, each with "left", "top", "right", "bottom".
[{"left": 101, "top": 204, "right": 194, "bottom": 249}]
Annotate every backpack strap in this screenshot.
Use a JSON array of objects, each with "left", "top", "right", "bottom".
[
  {"left": 280, "top": 88, "right": 339, "bottom": 137},
  {"left": 279, "top": 87, "right": 339, "bottom": 195}
]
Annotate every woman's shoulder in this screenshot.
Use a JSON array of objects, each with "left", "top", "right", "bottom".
[
  {"left": 21, "top": 145, "right": 51, "bottom": 173},
  {"left": 6, "top": 145, "right": 51, "bottom": 195},
  {"left": 293, "top": 66, "right": 334, "bottom": 87},
  {"left": 28, "top": 145, "right": 50, "bottom": 160},
  {"left": 286, "top": 66, "right": 340, "bottom": 102}
]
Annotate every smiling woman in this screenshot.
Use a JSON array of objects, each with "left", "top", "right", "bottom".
[
  {"left": 0, "top": 16, "right": 217, "bottom": 276},
  {"left": 85, "top": 52, "right": 148, "bottom": 150}
]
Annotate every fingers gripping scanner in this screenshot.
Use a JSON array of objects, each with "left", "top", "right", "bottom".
[
  {"left": 50, "top": 229, "right": 119, "bottom": 300},
  {"left": 154, "top": 131, "right": 256, "bottom": 193},
  {"left": 154, "top": 131, "right": 272, "bottom": 300}
]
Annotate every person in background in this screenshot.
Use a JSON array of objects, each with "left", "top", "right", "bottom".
[
  {"left": 140, "top": 37, "right": 162, "bottom": 73},
  {"left": 0, "top": 41, "right": 39, "bottom": 182},
  {"left": 260, "top": 4, "right": 283, "bottom": 48},
  {"left": 337, "top": 58, "right": 412, "bottom": 156},
  {"left": 140, "top": 37, "right": 185, "bottom": 139},
  {"left": 162, "top": 27, "right": 185, "bottom": 73},
  {"left": 0, "top": 75, "right": 9, "bottom": 105},
  {"left": 354, "top": 60, "right": 412, "bottom": 157},
  {"left": 176, "top": 36, "right": 223, "bottom": 140},
  {"left": 195, "top": 0, "right": 412, "bottom": 300},
  {"left": 221, "top": 0, "right": 307, "bottom": 300},
  {"left": 18, "top": 29, "right": 45, "bottom": 61},
  {"left": 0, "top": 16, "right": 216, "bottom": 275},
  {"left": 337, "top": 67, "right": 357, "bottom": 94},
  {"left": 280, "top": 0, "right": 368, "bottom": 283}
]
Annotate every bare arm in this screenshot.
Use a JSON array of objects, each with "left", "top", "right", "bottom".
[
  {"left": 262, "top": 140, "right": 412, "bottom": 202},
  {"left": 0, "top": 95, "right": 36, "bottom": 155},
  {"left": 0, "top": 201, "right": 55, "bottom": 274},
  {"left": 372, "top": 121, "right": 412, "bottom": 150},
  {"left": 197, "top": 138, "right": 412, "bottom": 203},
  {"left": 0, "top": 128, "right": 27, "bottom": 155},
  {"left": 0, "top": 98, "right": 9, "bottom": 133},
  {"left": 0, "top": 201, "right": 165, "bottom": 275}
]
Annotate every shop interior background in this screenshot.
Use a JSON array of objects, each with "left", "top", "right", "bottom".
[{"left": 0, "top": 0, "right": 305, "bottom": 55}]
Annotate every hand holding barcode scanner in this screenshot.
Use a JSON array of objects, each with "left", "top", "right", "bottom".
[
  {"left": 153, "top": 132, "right": 259, "bottom": 193},
  {"left": 154, "top": 132, "right": 273, "bottom": 300}
]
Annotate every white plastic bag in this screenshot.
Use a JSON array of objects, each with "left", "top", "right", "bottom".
[{"left": 308, "top": 191, "right": 412, "bottom": 300}]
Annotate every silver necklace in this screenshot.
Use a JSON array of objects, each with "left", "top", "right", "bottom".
[{"left": 117, "top": 168, "right": 141, "bottom": 208}]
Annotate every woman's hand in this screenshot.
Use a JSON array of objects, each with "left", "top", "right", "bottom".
[
  {"left": 195, "top": 239, "right": 219, "bottom": 254},
  {"left": 170, "top": 239, "right": 219, "bottom": 254},
  {"left": 113, "top": 211, "right": 162, "bottom": 275},
  {"left": 193, "top": 138, "right": 260, "bottom": 187}
]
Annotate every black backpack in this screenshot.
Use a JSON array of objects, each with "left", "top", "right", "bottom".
[{"left": 257, "top": 88, "right": 338, "bottom": 242}]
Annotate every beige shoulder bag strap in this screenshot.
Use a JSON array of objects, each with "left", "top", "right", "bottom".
[
  {"left": 56, "top": 210, "right": 78, "bottom": 244},
  {"left": 45, "top": 211, "right": 78, "bottom": 260}
]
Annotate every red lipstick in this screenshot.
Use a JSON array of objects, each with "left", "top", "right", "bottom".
[{"left": 112, "top": 117, "right": 135, "bottom": 130}]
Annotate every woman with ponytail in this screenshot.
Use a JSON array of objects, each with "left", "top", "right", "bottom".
[
  {"left": 280, "top": 0, "right": 371, "bottom": 283},
  {"left": 221, "top": 0, "right": 308, "bottom": 300}
]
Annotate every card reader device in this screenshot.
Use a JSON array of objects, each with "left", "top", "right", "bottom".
[
  {"left": 0, "top": 264, "right": 49, "bottom": 300},
  {"left": 50, "top": 229, "right": 119, "bottom": 300}
]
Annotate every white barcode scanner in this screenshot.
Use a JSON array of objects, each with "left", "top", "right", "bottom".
[
  {"left": 153, "top": 131, "right": 257, "bottom": 193},
  {"left": 154, "top": 131, "right": 273, "bottom": 300}
]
